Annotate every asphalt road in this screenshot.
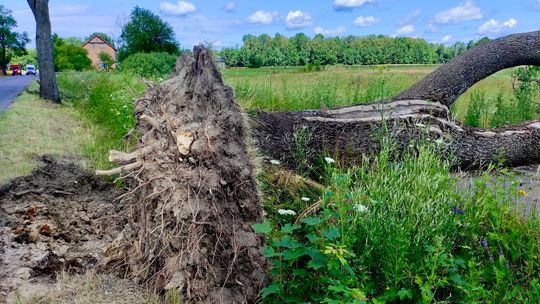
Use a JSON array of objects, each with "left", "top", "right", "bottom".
[{"left": 0, "top": 75, "right": 36, "bottom": 112}]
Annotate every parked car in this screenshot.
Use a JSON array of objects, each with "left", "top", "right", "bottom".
[
  {"left": 26, "top": 64, "right": 36, "bottom": 76},
  {"left": 10, "top": 64, "right": 21, "bottom": 76}
]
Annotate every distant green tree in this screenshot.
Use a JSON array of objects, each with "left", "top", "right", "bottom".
[
  {"left": 53, "top": 34, "right": 91, "bottom": 71},
  {"left": 120, "top": 52, "right": 177, "bottom": 79},
  {"left": 219, "top": 33, "right": 488, "bottom": 68},
  {"left": 0, "top": 5, "right": 30, "bottom": 75},
  {"left": 86, "top": 32, "right": 115, "bottom": 47},
  {"left": 63, "top": 36, "right": 83, "bottom": 46},
  {"left": 118, "top": 6, "right": 179, "bottom": 61},
  {"left": 98, "top": 51, "right": 114, "bottom": 70},
  {"left": 10, "top": 48, "right": 38, "bottom": 67}
]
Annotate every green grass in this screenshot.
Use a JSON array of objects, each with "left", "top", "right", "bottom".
[
  {"left": 57, "top": 71, "right": 146, "bottom": 170},
  {"left": 222, "top": 65, "right": 536, "bottom": 125},
  {"left": 256, "top": 140, "right": 540, "bottom": 303},
  {"left": 0, "top": 92, "right": 98, "bottom": 183}
]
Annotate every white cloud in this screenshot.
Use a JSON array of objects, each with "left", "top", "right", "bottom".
[
  {"left": 247, "top": 10, "right": 277, "bottom": 24},
  {"left": 314, "top": 26, "right": 347, "bottom": 36},
  {"left": 159, "top": 1, "right": 196, "bottom": 16},
  {"left": 402, "top": 9, "right": 421, "bottom": 25},
  {"left": 223, "top": 2, "right": 237, "bottom": 13},
  {"left": 433, "top": 1, "right": 483, "bottom": 24},
  {"left": 427, "top": 23, "right": 439, "bottom": 32},
  {"left": 477, "top": 18, "right": 517, "bottom": 35},
  {"left": 353, "top": 16, "right": 379, "bottom": 27},
  {"left": 396, "top": 24, "right": 414, "bottom": 35},
  {"left": 285, "top": 10, "right": 313, "bottom": 29},
  {"left": 441, "top": 35, "right": 452, "bottom": 43},
  {"left": 334, "top": 0, "right": 376, "bottom": 10}
]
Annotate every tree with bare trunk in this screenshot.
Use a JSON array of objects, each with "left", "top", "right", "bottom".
[
  {"left": 102, "top": 31, "right": 539, "bottom": 302},
  {"left": 27, "top": 0, "right": 60, "bottom": 103}
]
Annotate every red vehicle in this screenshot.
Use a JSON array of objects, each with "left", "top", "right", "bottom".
[{"left": 10, "top": 64, "right": 22, "bottom": 76}]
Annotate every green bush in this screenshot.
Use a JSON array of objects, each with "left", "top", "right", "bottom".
[
  {"left": 55, "top": 44, "right": 92, "bottom": 71},
  {"left": 255, "top": 141, "right": 540, "bottom": 303},
  {"left": 120, "top": 52, "right": 178, "bottom": 79},
  {"left": 248, "top": 54, "right": 263, "bottom": 68},
  {"left": 57, "top": 71, "right": 145, "bottom": 168}
]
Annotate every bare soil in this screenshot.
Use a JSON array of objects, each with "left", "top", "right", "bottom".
[{"left": 0, "top": 156, "right": 125, "bottom": 303}]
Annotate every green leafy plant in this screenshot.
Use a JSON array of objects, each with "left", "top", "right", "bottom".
[{"left": 255, "top": 140, "right": 540, "bottom": 303}]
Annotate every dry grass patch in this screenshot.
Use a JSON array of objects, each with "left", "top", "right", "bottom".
[
  {"left": 14, "top": 272, "right": 168, "bottom": 304},
  {"left": 0, "top": 93, "right": 95, "bottom": 183}
]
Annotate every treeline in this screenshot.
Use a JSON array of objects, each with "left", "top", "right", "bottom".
[{"left": 220, "top": 33, "right": 490, "bottom": 68}]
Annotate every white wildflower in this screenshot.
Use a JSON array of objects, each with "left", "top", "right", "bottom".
[
  {"left": 301, "top": 197, "right": 310, "bottom": 202},
  {"left": 353, "top": 204, "right": 369, "bottom": 213},
  {"left": 415, "top": 123, "right": 426, "bottom": 128},
  {"left": 269, "top": 159, "right": 281, "bottom": 165},
  {"left": 324, "top": 157, "right": 335, "bottom": 164},
  {"left": 277, "top": 209, "right": 297, "bottom": 216}
]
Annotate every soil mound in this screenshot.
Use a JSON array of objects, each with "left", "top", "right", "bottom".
[{"left": 0, "top": 156, "right": 124, "bottom": 302}]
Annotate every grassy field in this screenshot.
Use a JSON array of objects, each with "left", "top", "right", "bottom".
[
  {"left": 0, "top": 92, "right": 99, "bottom": 183},
  {"left": 222, "top": 65, "right": 527, "bottom": 124}
]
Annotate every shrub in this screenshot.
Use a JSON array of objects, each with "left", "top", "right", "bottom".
[
  {"left": 248, "top": 54, "right": 263, "bottom": 68},
  {"left": 465, "top": 90, "right": 489, "bottom": 127},
  {"left": 98, "top": 52, "right": 115, "bottom": 71},
  {"left": 55, "top": 44, "right": 92, "bottom": 71},
  {"left": 120, "top": 52, "right": 178, "bottom": 79}
]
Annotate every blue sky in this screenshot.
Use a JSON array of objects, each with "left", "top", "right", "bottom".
[{"left": 2, "top": 0, "right": 540, "bottom": 48}]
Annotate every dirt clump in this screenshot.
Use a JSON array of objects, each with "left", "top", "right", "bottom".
[{"left": 0, "top": 156, "right": 125, "bottom": 302}]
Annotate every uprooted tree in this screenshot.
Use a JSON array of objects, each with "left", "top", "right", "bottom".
[{"left": 100, "top": 30, "right": 539, "bottom": 303}]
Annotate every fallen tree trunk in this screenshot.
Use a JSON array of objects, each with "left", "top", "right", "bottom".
[
  {"left": 395, "top": 30, "right": 540, "bottom": 107},
  {"left": 253, "top": 103, "right": 540, "bottom": 170}
]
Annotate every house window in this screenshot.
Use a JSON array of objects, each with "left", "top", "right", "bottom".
[{"left": 99, "top": 43, "right": 104, "bottom": 49}]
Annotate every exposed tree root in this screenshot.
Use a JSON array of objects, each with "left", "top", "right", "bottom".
[{"left": 104, "top": 47, "right": 266, "bottom": 304}]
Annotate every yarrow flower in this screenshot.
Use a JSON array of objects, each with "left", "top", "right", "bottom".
[
  {"left": 269, "top": 159, "right": 281, "bottom": 165},
  {"left": 517, "top": 189, "right": 527, "bottom": 197},
  {"left": 277, "top": 209, "right": 297, "bottom": 216},
  {"left": 301, "top": 197, "right": 310, "bottom": 202},
  {"left": 353, "top": 204, "right": 369, "bottom": 213},
  {"left": 324, "top": 157, "right": 335, "bottom": 164},
  {"left": 451, "top": 207, "right": 465, "bottom": 215}
]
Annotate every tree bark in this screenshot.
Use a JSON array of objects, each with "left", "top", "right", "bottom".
[
  {"left": 394, "top": 30, "right": 540, "bottom": 108},
  {"left": 252, "top": 104, "right": 540, "bottom": 170},
  {"left": 27, "top": 0, "right": 60, "bottom": 103}
]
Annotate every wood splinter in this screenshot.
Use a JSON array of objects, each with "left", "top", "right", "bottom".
[{"left": 95, "top": 161, "right": 143, "bottom": 176}]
